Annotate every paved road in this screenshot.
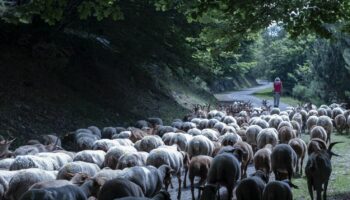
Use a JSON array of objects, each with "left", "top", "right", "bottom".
[{"left": 214, "top": 81, "right": 290, "bottom": 111}]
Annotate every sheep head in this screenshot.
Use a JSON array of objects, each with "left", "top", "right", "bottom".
[{"left": 0, "top": 138, "right": 15, "bottom": 158}]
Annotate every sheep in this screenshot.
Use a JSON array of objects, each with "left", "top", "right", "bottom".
[
  {"left": 290, "top": 120, "right": 302, "bottom": 137},
  {"left": 219, "top": 132, "right": 242, "bottom": 146},
  {"left": 253, "top": 118, "right": 269, "bottom": 129},
  {"left": 268, "top": 115, "right": 283, "bottom": 129},
  {"left": 288, "top": 138, "right": 307, "bottom": 175},
  {"left": 136, "top": 135, "right": 164, "bottom": 153},
  {"left": 127, "top": 128, "right": 149, "bottom": 143},
  {"left": 316, "top": 116, "right": 333, "bottom": 143},
  {"left": 92, "top": 139, "right": 133, "bottom": 152},
  {"left": 200, "top": 147, "right": 244, "bottom": 200},
  {"left": 73, "top": 129, "right": 101, "bottom": 151},
  {"left": 307, "top": 138, "right": 327, "bottom": 156},
  {"left": 310, "top": 126, "right": 327, "bottom": 142},
  {"left": 187, "top": 135, "right": 215, "bottom": 158},
  {"left": 187, "top": 128, "right": 202, "bottom": 136},
  {"left": 208, "top": 119, "right": 219, "bottom": 128},
  {"left": 271, "top": 144, "right": 297, "bottom": 181},
  {"left": 222, "top": 116, "right": 236, "bottom": 124},
  {"left": 281, "top": 115, "right": 290, "bottom": 122},
  {"left": 13, "top": 138, "right": 61, "bottom": 156},
  {"left": 334, "top": 114, "right": 347, "bottom": 133},
  {"left": 92, "top": 168, "right": 124, "bottom": 181},
  {"left": 42, "top": 134, "right": 62, "bottom": 147},
  {"left": 332, "top": 107, "right": 344, "bottom": 119},
  {"left": 246, "top": 125, "right": 262, "bottom": 151},
  {"left": 135, "top": 120, "right": 149, "bottom": 129},
  {"left": 0, "top": 158, "right": 14, "bottom": 169},
  {"left": 97, "top": 178, "right": 144, "bottom": 200},
  {"left": 36, "top": 152, "right": 73, "bottom": 168},
  {"left": 308, "top": 110, "right": 318, "bottom": 117},
  {"left": 162, "top": 132, "right": 192, "bottom": 151},
  {"left": 291, "top": 113, "right": 303, "bottom": 130},
  {"left": 57, "top": 161, "right": 100, "bottom": 180},
  {"left": 146, "top": 146, "right": 185, "bottom": 199},
  {"left": 306, "top": 116, "right": 319, "bottom": 133},
  {"left": 305, "top": 142, "right": 341, "bottom": 200},
  {"left": 103, "top": 146, "right": 137, "bottom": 169},
  {"left": 270, "top": 108, "right": 280, "bottom": 115},
  {"left": 201, "top": 129, "right": 220, "bottom": 141},
  {"left": 0, "top": 170, "right": 18, "bottom": 199},
  {"left": 182, "top": 122, "right": 197, "bottom": 132},
  {"left": 155, "top": 126, "right": 177, "bottom": 137},
  {"left": 9, "top": 155, "right": 59, "bottom": 171},
  {"left": 262, "top": 180, "right": 298, "bottom": 200},
  {"left": 118, "top": 165, "right": 172, "bottom": 198},
  {"left": 233, "top": 141, "right": 253, "bottom": 178},
  {"left": 116, "top": 152, "right": 149, "bottom": 169},
  {"left": 235, "top": 170, "right": 269, "bottom": 200},
  {"left": 277, "top": 126, "right": 296, "bottom": 144},
  {"left": 29, "top": 173, "right": 90, "bottom": 190},
  {"left": 188, "top": 155, "right": 212, "bottom": 200},
  {"left": 20, "top": 185, "right": 88, "bottom": 200},
  {"left": 277, "top": 121, "right": 293, "bottom": 130},
  {"left": 198, "top": 119, "right": 209, "bottom": 130},
  {"left": 5, "top": 168, "right": 57, "bottom": 200},
  {"left": 236, "top": 129, "right": 247, "bottom": 142},
  {"left": 73, "top": 150, "right": 106, "bottom": 168},
  {"left": 147, "top": 118, "right": 163, "bottom": 128},
  {"left": 254, "top": 144, "right": 273, "bottom": 179},
  {"left": 88, "top": 126, "right": 102, "bottom": 139},
  {"left": 112, "top": 131, "right": 131, "bottom": 139},
  {"left": 213, "top": 122, "right": 226, "bottom": 134},
  {"left": 257, "top": 128, "right": 278, "bottom": 149},
  {"left": 317, "top": 108, "right": 328, "bottom": 116}
]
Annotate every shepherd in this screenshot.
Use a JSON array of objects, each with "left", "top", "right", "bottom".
[{"left": 273, "top": 77, "right": 282, "bottom": 107}]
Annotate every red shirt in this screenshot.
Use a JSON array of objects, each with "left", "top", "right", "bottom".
[{"left": 274, "top": 81, "right": 282, "bottom": 93}]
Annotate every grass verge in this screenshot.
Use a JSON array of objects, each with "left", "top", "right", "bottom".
[
  {"left": 292, "top": 133, "right": 350, "bottom": 200},
  {"left": 252, "top": 87, "right": 302, "bottom": 106}
]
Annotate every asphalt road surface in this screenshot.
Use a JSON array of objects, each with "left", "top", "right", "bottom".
[{"left": 214, "top": 80, "right": 290, "bottom": 111}]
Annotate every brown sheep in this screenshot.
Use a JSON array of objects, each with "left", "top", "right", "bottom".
[
  {"left": 233, "top": 141, "right": 253, "bottom": 178},
  {"left": 288, "top": 138, "right": 307, "bottom": 175},
  {"left": 253, "top": 144, "right": 273, "bottom": 180},
  {"left": 310, "top": 126, "right": 327, "bottom": 142},
  {"left": 188, "top": 155, "right": 212, "bottom": 200},
  {"left": 277, "top": 126, "right": 296, "bottom": 144}
]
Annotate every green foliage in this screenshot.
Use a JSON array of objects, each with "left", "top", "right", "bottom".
[{"left": 1, "top": 0, "right": 123, "bottom": 25}]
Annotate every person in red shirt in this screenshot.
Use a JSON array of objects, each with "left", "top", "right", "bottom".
[{"left": 273, "top": 77, "right": 282, "bottom": 107}]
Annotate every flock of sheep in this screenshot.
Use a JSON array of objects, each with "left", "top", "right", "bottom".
[{"left": 0, "top": 102, "right": 348, "bottom": 200}]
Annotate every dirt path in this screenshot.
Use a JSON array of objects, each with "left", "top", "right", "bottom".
[{"left": 214, "top": 80, "right": 290, "bottom": 110}]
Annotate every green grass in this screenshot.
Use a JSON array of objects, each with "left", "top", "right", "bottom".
[
  {"left": 292, "top": 133, "right": 350, "bottom": 200},
  {"left": 253, "top": 87, "right": 302, "bottom": 106}
]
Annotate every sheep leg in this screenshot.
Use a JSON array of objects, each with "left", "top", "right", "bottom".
[
  {"left": 316, "top": 189, "right": 322, "bottom": 200},
  {"left": 227, "top": 185, "right": 233, "bottom": 200},
  {"left": 241, "top": 164, "right": 246, "bottom": 179},
  {"left": 177, "top": 174, "right": 182, "bottom": 200},
  {"left": 296, "top": 158, "right": 300, "bottom": 176},
  {"left": 300, "top": 156, "right": 304, "bottom": 176},
  {"left": 183, "top": 167, "right": 188, "bottom": 188},
  {"left": 190, "top": 175, "right": 195, "bottom": 200},
  {"left": 244, "top": 163, "right": 249, "bottom": 178},
  {"left": 323, "top": 181, "right": 329, "bottom": 200},
  {"left": 307, "top": 178, "right": 314, "bottom": 200}
]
